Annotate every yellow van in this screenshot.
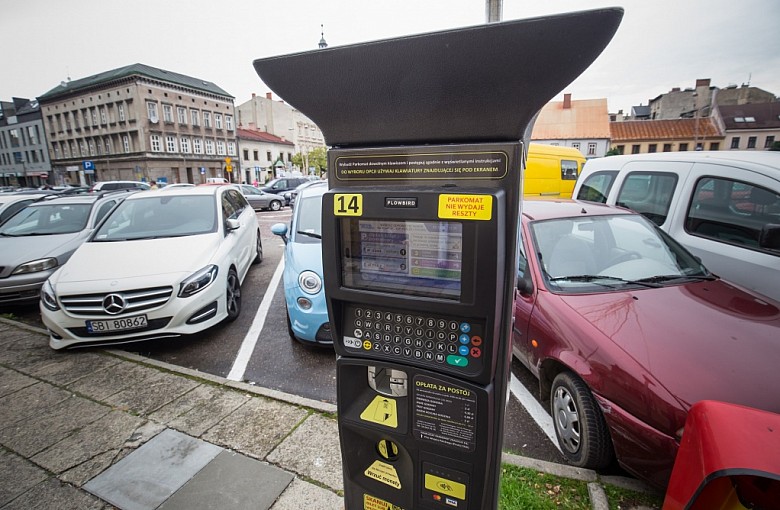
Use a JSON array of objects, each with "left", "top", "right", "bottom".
[{"left": 524, "top": 144, "right": 586, "bottom": 198}]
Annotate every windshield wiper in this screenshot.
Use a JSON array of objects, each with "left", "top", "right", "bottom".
[
  {"left": 549, "top": 275, "right": 662, "bottom": 288},
  {"left": 296, "top": 230, "right": 322, "bottom": 239},
  {"left": 637, "top": 274, "right": 716, "bottom": 284}
]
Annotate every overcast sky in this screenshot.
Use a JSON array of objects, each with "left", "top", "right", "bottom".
[{"left": 3, "top": 0, "right": 779, "bottom": 114}]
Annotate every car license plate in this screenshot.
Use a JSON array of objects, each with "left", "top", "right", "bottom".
[{"left": 86, "top": 315, "right": 148, "bottom": 333}]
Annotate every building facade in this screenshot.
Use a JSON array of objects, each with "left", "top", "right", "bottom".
[
  {"left": 716, "top": 102, "right": 780, "bottom": 151},
  {"left": 610, "top": 118, "right": 724, "bottom": 154},
  {"left": 236, "top": 128, "right": 295, "bottom": 184},
  {"left": 531, "top": 95, "right": 611, "bottom": 158},
  {"left": 234, "top": 92, "right": 325, "bottom": 161},
  {"left": 38, "top": 64, "right": 237, "bottom": 186},
  {"left": 0, "top": 98, "right": 51, "bottom": 187}
]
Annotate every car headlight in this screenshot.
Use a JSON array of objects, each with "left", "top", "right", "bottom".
[
  {"left": 41, "top": 279, "right": 60, "bottom": 311},
  {"left": 298, "top": 270, "right": 322, "bottom": 295},
  {"left": 179, "top": 265, "right": 218, "bottom": 298},
  {"left": 12, "top": 258, "right": 58, "bottom": 275}
]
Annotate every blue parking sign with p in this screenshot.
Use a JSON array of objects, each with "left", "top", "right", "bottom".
[{"left": 83, "top": 161, "right": 95, "bottom": 170}]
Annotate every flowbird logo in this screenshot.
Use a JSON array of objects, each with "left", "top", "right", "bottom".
[{"left": 102, "top": 294, "right": 126, "bottom": 315}]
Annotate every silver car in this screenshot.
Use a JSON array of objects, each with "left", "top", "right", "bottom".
[
  {"left": 0, "top": 192, "right": 127, "bottom": 306},
  {"left": 235, "top": 184, "right": 285, "bottom": 211}
]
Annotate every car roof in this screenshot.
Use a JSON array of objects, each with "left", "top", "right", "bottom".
[
  {"left": 521, "top": 198, "right": 634, "bottom": 221},
  {"left": 26, "top": 191, "right": 124, "bottom": 206},
  {"left": 583, "top": 150, "right": 780, "bottom": 173},
  {"left": 297, "top": 181, "right": 328, "bottom": 199}
]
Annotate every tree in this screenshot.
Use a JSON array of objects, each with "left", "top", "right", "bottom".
[
  {"left": 605, "top": 147, "right": 622, "bottom": 157},
  {"left": 293, "top": 146, "right": 328, "bottom": 175},
  {"left": 770, "top": 141, "right": 780, "bottom": 151}
]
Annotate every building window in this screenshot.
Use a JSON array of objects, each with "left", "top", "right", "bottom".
[
  {"left": 572, "top": 142, "right": 581, "bottom": 151},
  {"left": 53, "top": 145, "right": 60, "bottom": 159},
  {"left": 679, "top": 143, "right": 689, "bottom": 151},
  {"left": 166, "top": 135, "right": 178, "bottom": 153},
  {"left": 205, "top": 139, "right": 215, "bottom": 155},
  {"left": 266, "top": 151, "right": 272, "bottom": 161},
  {"left": 105, "top": 138, "right": 112, "bottom": 154},
  {"left": 28, "top": 126, "right": 39, "bottom": 145},
  {"left": 100, "top": 108, "right": 107, "bottom": 124},
  {"left": 243, "top": 149, "right": 249, "bottom": 160},
  {"left": 631, "top": 144, "right": 640, "bottom": 154},
  {"left": 180, "top": 137, "right": 191, "bottom": 153},
  {"left": 747, "top": 136, "right": 757, "bottom": 149},
  {"left": 91, "top": 109, "right": 98, "bottom": 126},
  {"left": 123, "top": 135, "right": 130, "bottom": 153},
  {"left": 663, "top": 143, "right": 672, "bottom": 152},
  {"left": 80, "top": 142, "right": 87, "bottom": 156},
  {"left": 163, "top": 104, "right": 174, "bottom": 123},
  {"left": 177, "top": 107, "right": 187, "bottom": 124},
  {"left": 203, "top": 112, "right": 212, "bottom": 129},
  {"left": 193, "top": 138, "right": 203, "bottom": 154},
  {"left": 191, "top": 109, "right": 200, "bottom": 126},
  {"left": 147, "top": 102, "right": 159, "bottom": 123},
  {"left": 766, "top": 136, "right": 776, "bottom": 149},
  {"left": 228, "top": 141, "right": 236, "bottom": 156},
  {"left": 709, "top": 142, "right": 720, "bottom": 151},
  {"left": 216, "top": 140, "right": 226, "bottom": 155},
  {"left": 118, "top": 104, "right": 126, "bottom": 122},
  {"left": 214, "top": 113, "right": 223, "bottom": 130},
  {"left": 150, "top": 135, "right": 162, "bottom": 152},
  {"left": 730, "top": 137, "right": 740, "bottom": 149},
  {"left": 648, "top": 144, "right": 657, "bottom": 153},
  {"left": 83, "top": 110, "right": 90, "bottom": 126},
  {"left": 225, "top": 115, "right": 234, "bottom": 131},
  {"left": 253, "top": 150, "right": 259, "bottom": 161},
  {"left": 616, "top": 145, "right": 624, "bottom": 155}
]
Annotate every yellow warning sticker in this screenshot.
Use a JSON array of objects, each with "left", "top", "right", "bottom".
[
  {"left": 424, "top": 473, "right": 467, "bottom": 500},
  {"left": 360, "top": 396, "right": 398, "bottom": 428},
  {"left": 364, "top": 493, "right": 404, "bottom": 510},
  {"left": 365, "top": 460, "right": 402, "bottom": 490},
  {"left": 438, "top": 194, "right": 492, "bottom": 220}
]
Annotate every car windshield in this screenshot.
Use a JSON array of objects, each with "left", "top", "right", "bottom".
[
  {"left": 0, "top": 203, "right": 91, "bottom": 235},
  {"left": 294, "top": 194, "right": 322, "bottom": 240},
  {"left": 92, "top": 195, "right": 216, "bottom": 241},
  {"left": 530, "top": 214, "right": 710, "bottom": 293}
]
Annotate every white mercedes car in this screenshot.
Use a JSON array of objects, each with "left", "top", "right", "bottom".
[{"left": 41, "top": 185, "right": 262, "bottom": 349}]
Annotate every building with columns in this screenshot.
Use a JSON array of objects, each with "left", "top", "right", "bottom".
[{"left": 38, "top": 64, "right": 238, "bottom": 186}]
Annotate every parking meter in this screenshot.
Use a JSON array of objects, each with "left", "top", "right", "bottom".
[{"left": 255, "top": 8, "right": 622, "bottom": 509}]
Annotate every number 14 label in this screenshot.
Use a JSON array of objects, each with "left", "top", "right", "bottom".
[{"left": 334, "top": 193, "right": 363, "bottom": 216}]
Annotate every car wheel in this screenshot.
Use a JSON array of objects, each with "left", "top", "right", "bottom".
[
  {"left": 252, "top": 231, "right": 263, "bottom": 264},
  {"left": 270, "top": 200, "right": 281, "bottom": 211},
  {"left": 551, "top": 371, "right": 613, "bottom": 469},
  {"left": 285, "top": 304, "right": 295, "bottom": 339},
  {"left": 225, "top": 268, "right": 241, "bottom": 322}
]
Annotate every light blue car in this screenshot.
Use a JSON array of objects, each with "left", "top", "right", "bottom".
[{"left": 271, "top": 182, "right": 332, "bottom": 346}]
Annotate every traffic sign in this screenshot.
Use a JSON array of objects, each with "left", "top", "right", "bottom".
[{"left": 82, "top": 161, "right": 94, "bottom": 170}]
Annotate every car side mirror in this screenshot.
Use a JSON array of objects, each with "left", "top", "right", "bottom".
[
  {"left": 271, "top": 222, "right": 289, "bottom": 244},
  {"left": 516, "top": 270, "right": 534, "bottom": 295},
  {"left": 225, "top": 218, "right": 240, "bottom": 231},
  {"left": 759, "top": 224, "right": 780, "bottom": 251}
]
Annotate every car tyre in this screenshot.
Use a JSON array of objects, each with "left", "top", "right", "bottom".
[
  {"left": 551, "top": 371, "right": 613, "bottom": 469},
  {"left": 253, "top": 231, "right": 263, "bottom": 264},
  {"left": 285, "top": 304, "right": 296, "bottom": 339},
  {"left": 270, "top": 200, "right": 281, "bottom": 211},
  {"left": 225, "top": 268, "right": 241, "bottom": 322}
]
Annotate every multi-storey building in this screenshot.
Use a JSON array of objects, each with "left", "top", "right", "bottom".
[
  {"left": 716, "top": 102, "right": 780, "bottom": 151},
  {"left": 0, "top": 98, "right": 51, "bottom": 187},
  {"left": 38, "top": 64, "right": 237, "bottom": 186},
  {"left": 234, "top": 92, "right": 325, "bottom": 168},
  {"left": 236, "top": 128, "right": 295, "bottom": 184}
]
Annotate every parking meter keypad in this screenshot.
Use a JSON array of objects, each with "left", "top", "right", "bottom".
[{"left": 342, "top": 305, "right": 485, "bottom": 374}]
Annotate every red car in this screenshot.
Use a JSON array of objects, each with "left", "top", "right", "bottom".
[{"left": 513, "top": 199, "right": 780, "bottom": 488}]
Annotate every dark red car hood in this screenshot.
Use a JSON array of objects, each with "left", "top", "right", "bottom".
[{"left": 558, "top": 279, "right": 780, "bottom": 414}]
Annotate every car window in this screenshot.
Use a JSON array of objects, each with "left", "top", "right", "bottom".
[
  {"left": 615, "top": 172, "right": 678, "bottom": 226},
  {"left": 294, "top": 194, "right": 323, "bottom": 242},
  {"left": 104, "top": 183, "right": 118, "bottom": 190},
  {"left": 0, "top": 203, "right": 91, "bottom": 235},
  {"left": 685, "top": 176, "right": 780, "bottom": 254},
  {"left": 94, "top": 195, "right": 216, "bottom": 240},
  {"left": 94, "top": 200, "right": 117, "bottom": 225},
  {"left": 576, "top": 171, "right": 617, "bottom": 203},
  {"left": 561, "top": 159, "right": 579, "bottom": 181},
  {"left": 222, "top": 189, "right": 246, "bottom": 221},
  {"left": 0, "top": 200, "right": 32, "bottom": 224}
]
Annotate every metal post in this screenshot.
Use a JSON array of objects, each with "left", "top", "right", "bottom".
[{"left": 486, "top": 0, "right": 502, "bottom": 23}]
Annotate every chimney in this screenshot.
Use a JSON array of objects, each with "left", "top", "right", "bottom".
[
  {"left": 671, "top": 87, "right": 681, "bottom": 92},
  {"left": 563, "top": 93, "right": 572, "bottom": 109},
  {"left": 266, "top": 92, "right": 273, "bottom": 100},
  {"left": 252, "top": 93, "right": 256, "bottom": 99},
  {"left": 695, "top": 78, "right": 711, "bottom": 88}
]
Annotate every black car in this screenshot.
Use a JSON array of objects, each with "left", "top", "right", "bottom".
[{"left": 260, "top": 177, "right": 314, "bottom": 204}]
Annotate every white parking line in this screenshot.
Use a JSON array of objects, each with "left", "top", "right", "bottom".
[
  {"left": 509, "top": 373, "right": 562, "bottom": 453},
  {"left": 227, "top": 258, "right": 285, "bottom": 381}
]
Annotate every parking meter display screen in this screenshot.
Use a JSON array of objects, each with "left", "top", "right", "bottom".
[{"left": 341, "top": 219, "right": 463, "bottom": 300}]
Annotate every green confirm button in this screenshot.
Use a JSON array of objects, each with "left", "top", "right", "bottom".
[{"left": 446, "top": 355, "right": 469, "bottom": 367}]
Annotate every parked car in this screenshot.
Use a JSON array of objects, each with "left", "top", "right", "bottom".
[
  {"left": 573, "top": 151, "right": 780, "bottom": 301},
  {"left": 271, "top": 181, "right": 331, "bottom": 346},
  {"left": 513, "top": 199, "right": 780, "bottom": 489},
  {"left": 260, "top": 176, "right": 315, "bottom": 204},
  {"left": 40, "top": 185, "right": 262, "bottom": 349},
  {"left": 235, "top": 184, "right": 285, "bottom": 211},
  {"left": 0, "top": 192, "right": 128, "bottom": 306},
  {"left": 0, "top": 193, "right": 49, "bottom": 225},
  {"left": 90, "top": 181, "right": 151, "bottom": 192},
  {"left": 284, "top": 179, "right": 326, "bottom": 208},
  {"left": 160, "top": 183, "right": 196, "bottom": 190}
]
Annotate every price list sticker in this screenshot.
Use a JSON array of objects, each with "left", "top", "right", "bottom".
[{"left": 412, "top": 375, "right": 477, "bottom": 452}]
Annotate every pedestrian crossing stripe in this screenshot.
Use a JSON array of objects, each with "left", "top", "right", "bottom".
[
  {"left": 360, "top": 395, "right": 398, "bottom": 428},
  {"left": 364, "top": 460, "right": 402, "bottom": 490},
  {"left": 363, "top": 493, "right": 403, "bottom": 510}
]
